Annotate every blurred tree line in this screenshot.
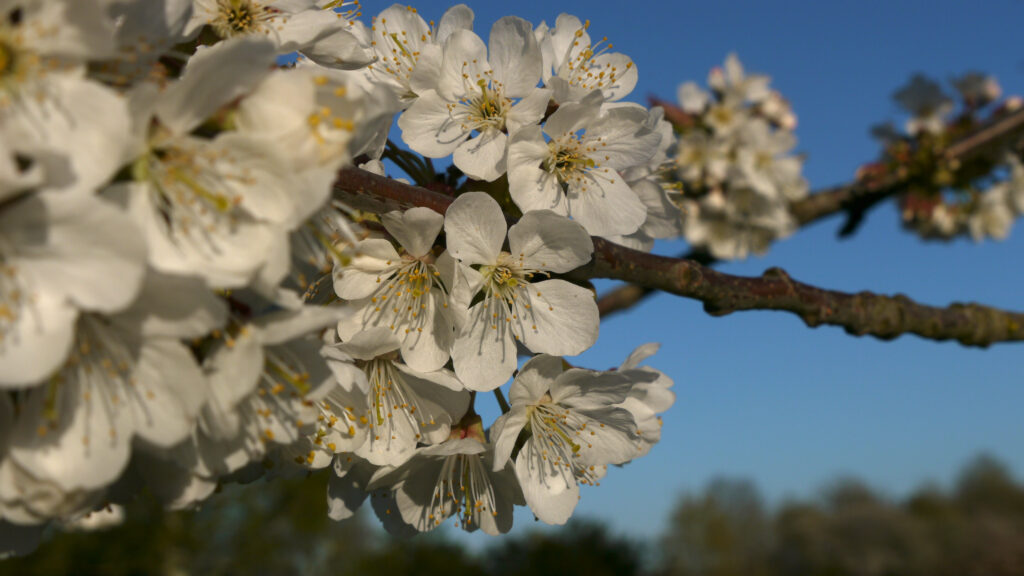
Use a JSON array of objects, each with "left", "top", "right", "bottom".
[{"left": 2, "top": 455, "right": 1022, "bottom": 576}]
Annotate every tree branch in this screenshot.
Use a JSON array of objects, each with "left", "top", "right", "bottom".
[
  {"left": 333, "top": 167, "right": 1024, "bottom": 348},
  {"left": 594, "top": 102, "right": 1024, "bottom": 318}
]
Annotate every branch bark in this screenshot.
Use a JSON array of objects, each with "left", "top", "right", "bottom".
[
  {"left": 595, "top": 103, "right": 1024, "bottom": 318},
  {"left": 333, "top": 167, "right": 1024, "bottom": 348}
]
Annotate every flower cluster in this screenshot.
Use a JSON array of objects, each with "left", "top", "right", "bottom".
[
  {"left": 670, "top": 54, "right": 808, "bottom": 259},
  {"left": 870, "top": 73, "right": 1024, "bottom": 243},
  {"left": 0, "top": 1, "right": 677, "bottom": 552}
]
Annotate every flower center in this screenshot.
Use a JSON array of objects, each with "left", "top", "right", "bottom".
[
  {"left": 362, "top": 358, "right": 430, "bottom": 445},
  {"left": 544, "top": 136, "right": 603, "bottom": 192},
  {"left": 212, "top": 0, "right": 274, "bottom": 37},
  {"left": 709, "top": 104, "right": 734, "bottom": 126},
  {"left": 480, "top": 254, "right": 532, "bottom": 300},
  {"left": 428, "top": 452, "right": 499, "bottom": 529},
  {"left": 465, "top": 81, "right": 509, "bottom": 132},
  {"left": 368, "top": 258, "right": 445, "bottom": 335},
  {"left": 134, "top": 140, "right": 249, "bottom": 252}
]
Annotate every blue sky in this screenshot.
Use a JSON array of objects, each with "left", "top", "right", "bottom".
[{"left": 375, "top": 0, "right": 1024, "bottom": 543}]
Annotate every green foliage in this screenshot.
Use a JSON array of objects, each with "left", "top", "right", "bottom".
[{"left": 660, "top": 455, "right": 1024, "bottom": 576}]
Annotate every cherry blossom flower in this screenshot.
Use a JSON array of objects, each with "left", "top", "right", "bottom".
[
  {"left": 536, "top": 14, "right": 637, "bottom": 104},
  {"left": 111, "top": 37, "right": 311, "bottom": 288},
  {"left": 5, "top": 271, "right": 225, "bottom": 494},
  {"left": 708, "top": 53, "right": 771, "bottom": 105},
  {"left": 321, "top": 328, "right": 470, "bottom": 467},
  {"left": 398, "top": 17, "right": 551, "bottom": 181},
  {"left": 680, "top": 187, "right": 795, "bottom": 260},
  {"left": 187, "top": 0, "right": 373, "bottom": 69},
  {"left": 369, "top": 416, "right": 523, "bottom": 535},
  {"left": 364, "top": 4, "right": 474, "bottom": 104},
  {"left": 0, "top": 193, "right": 148, "bottom": 388},
  {"left": 508, "top": 91, "right": 660, "bottom": 236},
  {"left": 443, "top": 192, "right": 598, "bottom": 391},
  {"left": 0, "top": 0, "right": 129, "bottom": 191},
  {"left": 490, "top": 355, "right": 641, "bottom": 524},
  {"left": 185, "top": 305, "right": 343, "bottom": 482},
  {"left": 614, "top": 343, "right": 675, "bottom": 458},
  {"left": 334, "top": 207, "right": 457, "bottom": 371}
]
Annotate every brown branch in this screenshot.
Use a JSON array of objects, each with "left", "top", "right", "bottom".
[
  {"left": 596, "top": 103, "right": 1024, "bottom": 318},
  {"left": 332, "top": 167, "right": 1024, "bottom": 348}
]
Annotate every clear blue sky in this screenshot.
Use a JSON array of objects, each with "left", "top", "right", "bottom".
[{"left": 378, "top": 0, "right": 1024, "bottom": 543}]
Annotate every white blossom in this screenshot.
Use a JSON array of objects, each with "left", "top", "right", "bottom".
[
  {"left": 321, "top": 328, "right": 470, "bottom": 467},
  {"left": 444, "top": 192, "right": 598, "bottom": 391},
  {"left": 187, "top": 0, "right": 373, "bottom": 68},
  {"left": 369, "top": 420, "right": 523, "bottom": 535},
  {"left": 185, "top": 305, "right": 343, "bottom": 482},
  {"left": 491, "top": 355, "right": 641, "bottom": 525},
  {"left": 709, "top": 53, "right": 771, "bottom": 105},
  {"left": 364, "top": 3, "right": 474, "bottom": 104},
  {"left": 0, "top": 193, "right": 148, "bottom": 388},
  {"left": 680, "top": 188, "right": 795, "bottom": 260},
  {"left": 508, "top": 91, "right": 660, "bottom": 236},
  {"left": 5, "top": 271, "right": 224, "bottom": 495},
  {"left": 112, "top": 37, "right": 315, "bottom": 288},
  {"left": 537, "top": 14, "right": 637, "bottom": 104},
  {"left": 0, "top": 0, "right": 129, "bottom": 191},
  {"left": 334, "top": 207, "right": 457, "bottom": 372},
  {"left": 398, "top": 18, "right": 551, "bottom": 181},
  {"left": 967, "top": 183, "right": 1014, "bottom": 242}
]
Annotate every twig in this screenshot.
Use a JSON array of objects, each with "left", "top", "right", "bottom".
[{"left": 332, "top": 167, "right": 1024, "bottom": 348}]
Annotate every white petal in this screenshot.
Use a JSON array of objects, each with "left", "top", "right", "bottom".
[
  {"left": 504, "top": 88, "right": 552, "bottom": 133},
  {"left": 568, "top": 170, "right": 647, "bottom": 236},
  {"left": 517, "top": 280, "right": 598, "bottom": 356},
  {"left": 113, "top": 270, "right": 227, "bottom": 339},
  {"left": 552, "top": 369, "right": 632, "bottom": 407},
  {"left": 490, "top": 408, "right": 527, "bottom": 471},
  {"left": 396, "top": 290, "right": 453, "bottom": 373},
  {"left": 10, "top": 377, "right": 132, "bottom": 491},
  {"left": 542, "top": 90, "right": 603, "bottom": 138},
  {"left": 620, "top": 343, "right": 661, "bottom": 370},
  {"left": 382, "top": 207, "right": 443, "bottom": 258},
  {"left": 156, "top": 36, "right": 277, "bottom": 135},
  {"left": 588, "top": 53, "right": 638, "bottom": 102},
  {"left": 488, "top": 16, "right": 541, "bottom": 97},
  {"left": 131, "top": 339, "right": 207, "bottom": 448},
  {"left": 509, "top": 354, "right": 563, "bottom": 406},
  {"left": 336, "top": 326, "right": 400, "bottom": 359},
  {"left": 508, "top": 210, "right": 592, "bottom": 273},
  {"left": 12, "top": 193, "right": 146, "bottom": 315},
  {"left": 327, "top": 462, "right": 370, "bottom": 520},
  {"left": 515, "top": 440, "right": 578, "bottom": 525},
  {"left": 0, "top": 290, "right": 76, "bottom": 388},
  {"left": 451, "top": 301, "right": 517, "bottom": 391},
  {"left": 5, "top": 75, "right": 132, "bottom": 191},
  {"left": 453, "top": 129, "right": 507, "bottom": 181},
  {"left": 332, "top": 239, "right": 401, "bottom": 300},
  {"left": 443, "top": 192, "right": 506, "bottom": 266},
  {"left": 397, "top": 90, "right": 469, "bottom": 158},
  {"left": 437, "top": 5, "right": 474, "bottom": 43},
  {"left": 438, "top": 29, "right": 489, "bottom": 102}
]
